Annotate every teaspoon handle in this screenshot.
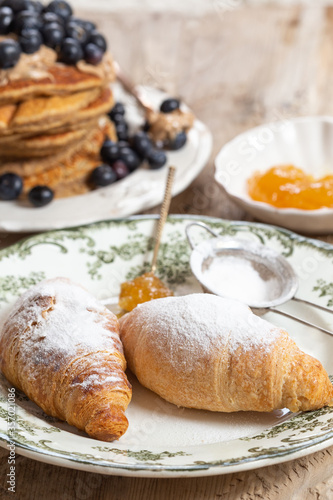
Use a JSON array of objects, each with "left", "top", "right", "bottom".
[
  {"left": 291, "top": 296, "right": 333, "bottom": 314},
  {"left": 268, "top": 307, "right": 333, "bottom": 337},
  {"left": 114, "top": 61, "right": 152, "bottom": 113},
  {"left": 151, "top": 166, "right": 176, "bottom": 274}
]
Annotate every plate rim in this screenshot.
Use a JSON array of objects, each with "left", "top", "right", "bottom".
[
  {"left": 0, "top": 86, "right": 213, "bottom": 233},
  {"left": 4, "top": 212, "right": 333, "bottom": 256},
  {"left": 0, "top": 214, "right": 333, "bottom": 477},
  {"left": 1, "top": 429, "right": 333, "bottom": 478}
]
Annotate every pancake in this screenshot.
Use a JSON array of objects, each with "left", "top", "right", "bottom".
[
  {"left": 0, "top": 119, "right": 117, "bottom": 196},
  {"left": 21, "top": 119, "right": 116, "bottom": 196},
  {"left": 0, "top": 87, "right": 114, "bottom": 138},
  {"left": 0, "top": 125, "right": 95, "bottom": 159},
  {"left": 0, "top": 17, "right": 118, "bottom": 201},
  {"left": 10, "top": 88, "right": 101, "bottom": 128},
  {"left": 0, "top": 55, "right": 115, "bottom": 104},
  {"left": 69, "top": 86, "right": 114, "bottom": 124},
  {"left": 51, "top": 177, "right": 91, "bottom": 198},
  {"left": 0, "top": 134, "right": 90, "bottom": 177},
  {"left": 0, "top": 104, "right": 16, "bottom": 130},
  {"left": 0, "top": 117, "right": 100, "bottom": 145}
]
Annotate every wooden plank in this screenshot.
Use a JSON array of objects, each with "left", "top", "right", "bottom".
[{"left": 1, "top": 446, "right": 333, "bottom": 499}]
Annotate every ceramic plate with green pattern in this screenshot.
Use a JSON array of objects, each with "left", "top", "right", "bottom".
[{"left": 0, "top": 215, "right": 332, "bottom": 478}]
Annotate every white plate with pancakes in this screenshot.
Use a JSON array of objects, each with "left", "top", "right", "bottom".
[
  {"left": 0, "top": 84, "right": 212, "bottom": 232},
  {"left": 0, "top": 215, "right": 332, "bottom": 477}
]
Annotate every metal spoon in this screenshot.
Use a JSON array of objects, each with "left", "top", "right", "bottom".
[
  {"left": 101, "top": 166, "right": 176, "bottom": 310},
  {"left": 151, "top": 165, "right": 176, "bottom": 273},
  {"left": 185, "top": 222, "right": 333, "bottom": 337},
  {"left": 114, "top": 61, "right": 153, "bottom": 113}
]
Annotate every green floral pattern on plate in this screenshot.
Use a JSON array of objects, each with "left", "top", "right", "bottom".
[
  {"left": 313, "top": 280, "right": 333, "bottom": 308},
  {"left": 0, "top": 272, "right": 46, "bottom": 304},
  {"left": 0, "top": 215, "right": 332, "bottom": 477}
]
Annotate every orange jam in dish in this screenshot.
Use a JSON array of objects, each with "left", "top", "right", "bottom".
[
  {"left": 118, "top": 272, "right": 173, "bottom": 312},
  {"left": 247, "top": 165, "right": 333, "bottom": 210}
]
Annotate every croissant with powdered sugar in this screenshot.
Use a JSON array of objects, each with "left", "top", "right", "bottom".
[
  {"left": 0, "top": 278, "right": 132, "bottom": 441},
  {"left": 120, "top": 293, "right": 333, "bottom": 413}
]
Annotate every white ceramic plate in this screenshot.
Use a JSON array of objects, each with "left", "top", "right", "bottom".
[
  {"left": 0, "top": 85, "right": 212, "bottom": 233},
  {"left": 0, "top": 215, "right": 332, "bottom": 477},
  {"left": 215, "top": 116, "right": 333, "bottom": 234}
]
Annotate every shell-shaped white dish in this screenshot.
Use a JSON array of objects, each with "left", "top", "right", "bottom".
[{"left": 214, "top": 116, "right": 333, "bottom": 234}]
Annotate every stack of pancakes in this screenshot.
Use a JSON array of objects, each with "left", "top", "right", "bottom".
[{"left": 0, "top": 58, "right": 116, "bottom": 198}]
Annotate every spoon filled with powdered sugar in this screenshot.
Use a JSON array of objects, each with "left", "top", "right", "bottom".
[{"left": 186, "top": 222, "right": 333, "bottom": 337}]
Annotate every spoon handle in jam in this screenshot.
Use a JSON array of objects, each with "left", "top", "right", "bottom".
[{"left": 151, "top": 166, "right": 176, "bottom": 274}]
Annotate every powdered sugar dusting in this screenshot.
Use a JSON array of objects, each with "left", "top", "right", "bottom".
[
  {"left": 4, "top": 278, "right": 123, "bottom": 365},
  {"left": 201, "top": 256, "right": 281, "bottom": 305},
  {"left": 79, "top": 373, "right": 125, "bottom": 390},
  {"left": 135, "top": 294, "right": 282, "bottom": 367}
]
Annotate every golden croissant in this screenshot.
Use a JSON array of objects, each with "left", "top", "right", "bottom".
[
  {"left": 0, "top": 278, "right": 132, "bottom": 441},
  {"left": 120, "top": 294, "right": 333, "bottom": 413}
]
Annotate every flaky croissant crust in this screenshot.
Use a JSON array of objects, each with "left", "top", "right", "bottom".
[
  {"left": 120, "top": 294, "right": 333, "bottom": 413},
  {"left": 0, "top": 278, "right": 132, "bottom": 441}
]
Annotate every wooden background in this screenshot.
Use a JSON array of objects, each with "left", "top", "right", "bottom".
[{"left": 1, "top": 4, "right": 333, "bottom": 499}]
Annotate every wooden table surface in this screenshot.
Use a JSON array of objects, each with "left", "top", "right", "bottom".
[{"left": 1, "top": 4, "right": 333, "bottom": 499}]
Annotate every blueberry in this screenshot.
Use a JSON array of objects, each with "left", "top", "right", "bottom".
[
  {"left": 42, "top": 22, "right": 65, "bottom": 49},
  {"left": 19, "top": 27, "right": 42, "bottom": 53},
  {"left": 28, "top": 185, "right": 54, "bottom": 207},
  {"left": 81, "top": 20, "right": 96, "bottom": 33},
  {"left": 84, "top": 42, "right": 103, "bottom": 65},
  {"left": 88, "top": 29, "right": 107, "bottom": 52},
  {"left": 112, "top": 160, "right": 130, "bottom": 180},
  {"left": 1, "top": 0, "right": 19, "bottom": 11},
  {"left": 117, "top": 140, "right": 130, "bottom": 150},
  {"left": 111, "top": 113, "right": 126, "bottom": 126},
  {"left": 119, "top": 148, "right": 141, "bottom": 172},
  {"left": 117, "top": 146, "right": 132, "bottom": 155},
  {"left": 100, "top": 139, "right": 120, "bottom": 164},
  {"left": 21, "top": 0, "right": 39, "bottom": 11},
  {"left": 66, "top": 20, "right": 89, "bottom": 45},
  {"left": 108, "top": 102, "right": 125, "bottom": 120},
  {"left": 13, "top": 10, "right": 42, "bottom": 34},
  {"left": 1, "top": 0, "right": 34, "bottom": 12},
  {"left": 91, "top": 164, "right": 117, "bottom": 187},
  {"left": 0, "top": 6, "right": 13, "bottom": 34},
  {"left": 78, "top": 19, "right": 96, "bottom": 34},
  {"left": 115, "top": 122, "right": 128, "bottom": 141},
  {"left": 45, "top": 0, "right": 72, "bottom": 21},
  {"left": 41, "top": 11, "right": 64, "bottom": 24},
  {"left": 68, "top": 17, "right": 96, "bottom": 33},
  {"left": 147, "top": 149, "right": 167, "bottom": 169},
  {"left": 160, "top": 97, "right": 180, "bottom": 113},
  {"left": 0, "top": 39, "right": 21, "bottom": 69},
  {"left": 15, "top": 0, "right": 42, "bottom": 13},
  {"left": 132, "top": 131, "right": 153, "bottom": 158},
  {"left": 59, "top": 37, "right": 83, "bottom": 64},
  {"left": 168, "top": 131, "right": 187, "bottom": 150},
  {"left": 29, "top": 1, "right": 43, "bottom": 13},
  {"left": 1, "top": 0, "right": 18, "bottom": 12},
  {"left": 0, "top": 173, "right": 23, "bottom": 200}
]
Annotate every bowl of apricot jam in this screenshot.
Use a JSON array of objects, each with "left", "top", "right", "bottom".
[{"left": 215, "top": 116, "right": 333, "bottom": 234}]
